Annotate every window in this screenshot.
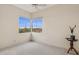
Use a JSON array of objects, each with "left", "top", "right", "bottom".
[
  {"left": 32, "top": 17, "right": 43, "bottom": 32},
  {"left": 19, "top": 16, "right": 31, "bottom": 33},
  {"left": 19, "top": 17, "right": 43, "bottom": 33}
]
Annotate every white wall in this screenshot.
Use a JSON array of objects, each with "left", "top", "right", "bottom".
[
  {"left": 0, "top": 5, "right": 31, "bottom": 49},
  {"left": 32, "top": 4, "right": 79, "bottom": 51}
]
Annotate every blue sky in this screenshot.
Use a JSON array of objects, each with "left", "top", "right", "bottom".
[
  {"left": 32, "top": 18, "right": 43, "bottom": 28},
  {"left": 19, "top": 16, "right": 43, "bottom": 28},
  {"left": 19, "top": 16, "right": 30, "bottom": 28}
]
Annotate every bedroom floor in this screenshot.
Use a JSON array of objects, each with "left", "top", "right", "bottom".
[{"left": 0, "top": 42, "right": 76, "bottom": 55}]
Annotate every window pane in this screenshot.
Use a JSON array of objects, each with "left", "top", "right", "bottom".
[
  {"left": 19, "top": 16, "right": 31, "bottom": 33},
  {"left": 32, "top": 17, "right": 43, "bottom": 32}
]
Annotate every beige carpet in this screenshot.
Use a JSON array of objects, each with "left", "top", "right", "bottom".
[{"left": 0, "top": 42, "right": 68, "bottom": 55}]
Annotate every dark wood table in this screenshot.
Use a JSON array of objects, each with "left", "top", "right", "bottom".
[{"left": 66, "top": 37, "right": 78, "bottom": 55}]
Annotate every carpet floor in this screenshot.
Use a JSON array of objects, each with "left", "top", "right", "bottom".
[{"left": 0, "top": 42, "right": 68, "bottom": 55}]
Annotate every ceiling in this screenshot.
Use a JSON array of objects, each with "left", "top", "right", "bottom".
[{"left": 13, "top": 4, "right": 55, "bottom": 13}]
